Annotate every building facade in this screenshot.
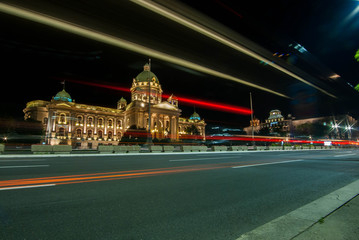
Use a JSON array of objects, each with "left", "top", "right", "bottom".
[
  {"left": 244, "top": 109, "right": 357, "bottom": 140},
  {"left": 23, "top": 64, "right": 206, "bottom": 148}
]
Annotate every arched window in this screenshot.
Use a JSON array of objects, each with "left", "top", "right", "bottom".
[
  {"left": 76, "top": 129, "right": 82, "bottom": 138},
  {"left": 98, "top": 130, "right": 103, "bottom": 138},
  {"left": 59, "top": 114, "right": 66, "bottom": 124},
  {"left": 59, "top": 127, "right": 65, "bottom": 136},
  {"left": 88, "top": 129, "right": 93, "bottom": 138},
  {"left": 98, "top": 118, "right": 103, "bottom": 127},
  {"left": 108, "top": 119, "right": 113, "bottom": 128},
  {"left": 117, "top": 120, "right": 122, "bottom": 129},
  {"left": 108, "top": 131, "right": 113, "bottom": 139},
  {"left": 88, "top": 117, "right": 93, "bottom": 125}
]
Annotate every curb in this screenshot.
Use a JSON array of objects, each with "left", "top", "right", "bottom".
[{"left": 235, "top": 179, "right": 359, "bottom": 240}]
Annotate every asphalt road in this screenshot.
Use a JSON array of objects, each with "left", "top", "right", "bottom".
[{"left": 1, "top": 150, "right": 359, "bottom": 239}]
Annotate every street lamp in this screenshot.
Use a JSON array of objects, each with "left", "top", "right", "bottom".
[{"left": 145, "top": 59, "right": 153, "bottom": 147}]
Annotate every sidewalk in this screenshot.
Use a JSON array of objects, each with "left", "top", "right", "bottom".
[
  {"left": 236, "top": 179, "right": 359, "bottom": 240},
  {"left": 293, "top": 194, "right": 359, "bottom": 240}
]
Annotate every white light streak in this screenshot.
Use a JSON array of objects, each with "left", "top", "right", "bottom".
[
  {"left": 0, "top": 2, "right": 289, "bottom": 98},
  {"left": 131, "top": 0, "right": 336, "bottom": 98}
]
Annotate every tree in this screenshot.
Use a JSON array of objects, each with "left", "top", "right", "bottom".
[
  {"left": 185, "top": 125, "right": 199, "bottom": 135},
  {"left": 258, "top": 127, "right": 270, "bottom": 136},
  {"left": 295, "top": 122, "right": 329, "bottom": 138}
]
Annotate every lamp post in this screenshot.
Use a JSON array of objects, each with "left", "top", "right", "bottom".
[
  {"left": 250, "top": 92, "right": 255, "bottom": 147},
  {"left": 145, "top": 59, "right": 153, "bottom": 146}
]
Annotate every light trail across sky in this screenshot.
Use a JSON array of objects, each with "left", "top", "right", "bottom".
[
  {"left": 131, "top": 0, "right": 336, "bottom": 99},
  {"left": 0, "top": 2, "right": 290, "bottom": 98},
  {"left": 62, "top": 78, "right": 252, "bottom": 115}
]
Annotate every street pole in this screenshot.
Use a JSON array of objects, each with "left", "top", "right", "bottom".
[
  {"left": 146, "top": 59, "right": 153, "bottom": 146},
  {"left": 250, "top": 92, "right": 255, "bottom": 147}
]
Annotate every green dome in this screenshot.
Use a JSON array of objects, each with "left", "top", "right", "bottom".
[
  {"left": 190, "top": 111, "right": 201, "bottom": 121},
  {"left": 118, "top": 97, "right": 127, "bottom": 103},
  {"left": 54, "top": 89, "right": 72, "bottom": 102},
  {"left": 135, "top": 63, "right": 159, "bottom": 84}
]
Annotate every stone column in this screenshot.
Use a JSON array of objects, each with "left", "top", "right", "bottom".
[
  {"left": 104, "top": 117, "right": 108, "bottom": 136},
  {"left": 52, "top": 111, "right": 56, "bottom": 132},
  {"left": 114, "top": 118, "right": 117, "bottom": 136},
  {"left": 83, "top": 115, "right": 87, "bottom": 134},
  {"left": 46, "top": 110, "right": 53, "bottom": 143},
  {"left": 94, "top": 116, "right": 97, "bottom": 135}
]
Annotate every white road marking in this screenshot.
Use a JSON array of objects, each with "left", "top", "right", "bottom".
[
  {"left": 232, "top": 160, "right": 303, "bottom": 168},
  {"left": 0, "top": 184, "right": 56, "bottom": 191},
  {"left": 334, "top": 153, "right": 356, "bottom": 157},
  {"left": 0, "top": 165, "right": 50, "bottom": 169},
  {"left": 169, "top": 156, "right": 241, "bottom": 162},
  {"left": 0, "top": 159, "right": 47, "bottom": 162}
]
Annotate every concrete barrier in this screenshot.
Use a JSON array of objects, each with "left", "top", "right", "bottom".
[
  {"left": 31, "top": 145, "right": 53, "bottom": 154},
  {"left": 114, "top": 145, "right": 128, "bottom": 153},
  {"left": 269, "top": 146, "right": 282, "bottom": 151},
  {"left": 191, "top": 146, "right": 200, "bottom": 152},
  {"left": 0, "top": 144, "right": 4, "bottom": 154},
  {"left": 256, "top": 146, "right": 268, "bottom": 151},
  {"left": 98, "top": 145, "right": 114, "bottom": 154},
  {"left": 163, "top": 146, "right": 175, "bottom": 152},
  {"left": 53, "top": 145, "right": 72, "bottom": 154},
  {"left": 150, "top": 145, "right": 162, "bottom": 153},
  {"left": 198, "top": 146, "right": 208, "bottom": 152},
  {"left": 127, "top": 145, "right": 140, "bottom": 153},
  {"left": 230, "top": 146, "right": 239, "bottom": 151},
  {"left": 211, "top": 146, "right": 228, "bottom": 151},
  {"left": 180, "top": 146, "right": 192, "bottom": 152},
  {"left": 230, "top": 146, "right": 248, "bottom": 151}
]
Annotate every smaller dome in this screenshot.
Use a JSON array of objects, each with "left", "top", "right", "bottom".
[
  {"left": 118, "top": 97, "right": 127, "bottom": 103},
  {"left": 190, "top": 111, "right": 201, "bottom": 121},
  {"left": 54, "top": 89, "right": 72, "bottom": 102},
  {"left": 268, "top": 109, "right": 283, "bottom": 120}
]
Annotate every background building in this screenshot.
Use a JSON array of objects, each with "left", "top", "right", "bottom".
[
  {"left": 23, "top": 64, "right": 206, "bottom": 148},
  {"left": 244, "top": 109, "right": 357, "bottom": 140}
]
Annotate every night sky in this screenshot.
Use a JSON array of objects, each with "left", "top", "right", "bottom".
[{"left": 1, "top": 0, "right": 359, "bottom": 128}]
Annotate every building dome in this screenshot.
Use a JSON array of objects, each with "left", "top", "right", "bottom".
[
  {"left": 118, "top": 97, "right": 127, "bottom": 103},
  {"left": 135, "top": 63, "right": 160, "bottom": 84},
  {"left": 54, "top": 89, "right": 72, "bottom": 102},
  {"left": 268, "top": 109, "right": 283, "bottom": 120},
  {"left": 190, "top": 111, "right": 201, "bottom": 121},
  {"left": 131, "top": 63, "right": 162, "bottom": 104}
]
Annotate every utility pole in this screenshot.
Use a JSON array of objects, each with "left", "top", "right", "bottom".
[
  {"left": 250, "top": 92, "right": 255, "bottom": 147},
  {"left": 146, "top": 59, "right": 153, "bottom": 146}
]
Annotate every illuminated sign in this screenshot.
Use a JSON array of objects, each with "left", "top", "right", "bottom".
[{"left": 324, "top": 141, "right": 332, "bottom": 146}]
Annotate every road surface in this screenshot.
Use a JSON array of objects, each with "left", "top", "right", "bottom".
[{"left": 1, "top": 149, "right": 359, "bottom": 239}]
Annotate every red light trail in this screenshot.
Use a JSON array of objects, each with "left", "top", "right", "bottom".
[
  {"left": 0, "top": 160, "right": 305, "bottom": 190},
  {"left": 59, "top": 78, "right": 252, "bottom": 115},
  {"left": 0, "top": 163, "right": 244, "bottom": 189}
]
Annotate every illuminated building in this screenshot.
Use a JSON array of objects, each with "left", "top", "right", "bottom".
[
  {"left": 244, "top": 109, "right": 357, "bottom": 140},
  {"left": 178, "top": 111, "right": 206, "bottom": 139},
  {"left": 23, "top": 64, "right": 206, "bottom": 148}
]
